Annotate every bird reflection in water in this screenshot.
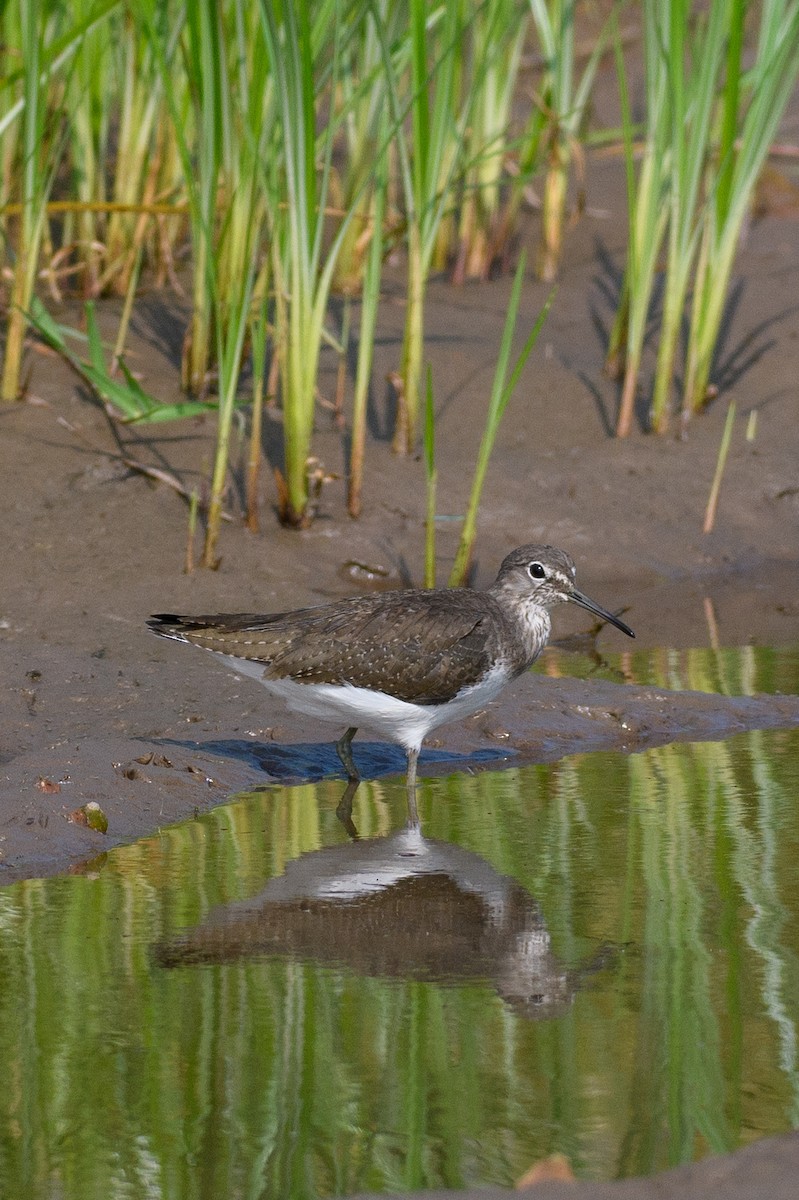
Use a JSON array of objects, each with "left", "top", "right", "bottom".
[{"left": 153, "top": 828, "right": 612, "bottom": 1020}]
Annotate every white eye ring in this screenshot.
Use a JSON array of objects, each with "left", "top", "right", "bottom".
[{"left": 528, "top": 562, "right": 546, "bottom": 580}]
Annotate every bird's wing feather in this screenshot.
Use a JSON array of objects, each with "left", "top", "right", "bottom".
[
  {"left": 153, "top": 593, "right": 499, "bottom": 703},
  {"left": 265, "top": 596, "right": 495, "bottom": 702}
]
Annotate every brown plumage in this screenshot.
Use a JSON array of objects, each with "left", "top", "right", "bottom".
[{"left": 148, "top": 589, "right": 527, "bottom": 704}]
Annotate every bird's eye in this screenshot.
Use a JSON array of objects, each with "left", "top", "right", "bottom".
[{"left": 528, "top": 562, "right": 546, "bottom": 580}]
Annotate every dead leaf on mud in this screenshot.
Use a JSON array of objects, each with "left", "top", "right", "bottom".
[
  {"left": 36, "top": 777, "right": 61, "bottom": 794},
  {"left": 186, "top": 764, "right": 218, "bottom": 785},
  {"left": 516, "top": 1153, "right": 576, "bottom": 1188},
  {"left": 134, "top": 752, "right": 174, "bottom": 768},
  {"left": 67, "top": 802, "right": 109, "bottom": 833},
  {"left": 337, "top": 559, "right": 395, "bottom": 590}
]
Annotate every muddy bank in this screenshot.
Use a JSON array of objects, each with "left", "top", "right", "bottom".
[
  {"left": 346, "top": 1130, "right": 799, "bottom": 1200},
  {"left": 2, "top": 649, "right": 798, "bottom": 883}
]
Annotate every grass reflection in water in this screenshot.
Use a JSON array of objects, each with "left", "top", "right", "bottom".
[{"left": 0, "top": 721, "right": 798, "bottom": 1198}]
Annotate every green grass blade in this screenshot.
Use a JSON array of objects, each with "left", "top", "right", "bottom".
[
  {"left": 25, "top": 296, "right": 72, "bottom": 358},
  {"left": 25, "top": 299, "right": 215, "bottom": 424}
]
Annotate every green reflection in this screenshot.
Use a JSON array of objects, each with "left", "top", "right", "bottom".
[
  {"left": 536, "top": 641, "right": 799, "bottom": 698},
  {"left": 1, "top": 728, "right": 798, "bottom": 1197}
]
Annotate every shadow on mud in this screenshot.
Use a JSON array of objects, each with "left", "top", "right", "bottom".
[{"left": 154, "top": 735, "right": 512, "bottom": 785}]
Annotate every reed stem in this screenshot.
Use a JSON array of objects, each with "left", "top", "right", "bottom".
[
  {"left": 703, "top": 401, "right": 735, "bottom": 534},
  {"left": 423, "top": 366, "right": 437, "bottom": 588},
  {"left": 2, "top": 0, "right": 48, "bottom": 401}
]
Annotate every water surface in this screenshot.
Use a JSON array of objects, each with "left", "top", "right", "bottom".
[{"left": 1, "top": 646, "right": 798, "bottom": 1199}]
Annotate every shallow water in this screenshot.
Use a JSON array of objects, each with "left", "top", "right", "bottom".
[
  {"left": 1, "top": 648, "right": 799, "bottom": 1199},
  {"left": 537, "top": 639, "right": 799, "bottom": 696}
]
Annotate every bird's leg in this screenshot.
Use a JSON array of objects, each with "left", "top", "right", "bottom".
[
  {"left": 405, "top": 747, "right": 420, "bottom": 828},
  {"left": 335, "top": 780, "right": 360, "bottom": 840},
  {"left": 335, "top": 726, "right": 360, "bottom": 782},
  {"left": 335, "top": 728, "right": 362, "bottom": 838}
]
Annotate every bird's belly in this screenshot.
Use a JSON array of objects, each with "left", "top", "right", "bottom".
[{"left": 242, "top": 661, "right": 514, "bottom": 752}]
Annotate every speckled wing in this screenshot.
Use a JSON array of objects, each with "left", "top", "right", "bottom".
[{"left": 148, "top": 591, "right": 498, "bottom": 704}]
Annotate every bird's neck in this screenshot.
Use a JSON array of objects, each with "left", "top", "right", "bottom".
[
  {"left": 515, "top": 601, "right": 551, "bottom": 666},
  {"left": 489, "top": 584, "right": 552, "bottom": 669}
]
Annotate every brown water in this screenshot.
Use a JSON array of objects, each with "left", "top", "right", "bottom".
[{"left": 1, "top": 646, "right": 798, "bottom": 1199}]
